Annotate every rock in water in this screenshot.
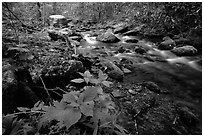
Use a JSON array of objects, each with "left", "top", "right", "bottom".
[
  {"left": 97, "top": 31, "right": 120, "bottom": 43},
  {"left": 143, "top": 81, "right": 161, "bottom": 93},
  {"left": 114, "top": 24, "right": 129, "bottom": 34},
  {"left": 134, "top": 46, "right": 147, "bottom": 54},
  {"left": 123, "top": 24, "right": 145, "bottom": 36},
  {"left": 158, "top": 38, "right": 176, "bottom": 50},
  {"left": 100, "top": 59, "right": 124, "bottom": 81},
  {"left": 171, "top": 45, "right": 198, "bottom": 56},
  {"left": 124, "top": 38, "right": 139, "bottom": 43}
]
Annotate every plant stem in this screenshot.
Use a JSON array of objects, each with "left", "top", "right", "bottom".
[{"left": 39, "top": 76, "right": 53, "bottom": 105}]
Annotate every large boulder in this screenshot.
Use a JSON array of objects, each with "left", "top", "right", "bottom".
[
  {"left": 171, "top": 45, "right": 198, "bottom": 56},
  {"left": 97, "top": 31, "right": 120, "bottom": 43},
  {"left": 49, "top": 15, "right": 71, "bottom": 28}
]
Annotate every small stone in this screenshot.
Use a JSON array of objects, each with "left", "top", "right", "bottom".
[
  {"left": 128, "top": 89, "right": 136, "bottom": 95},
  {"left": 144, "top": 81, "right": 161, "bottom": 93}
]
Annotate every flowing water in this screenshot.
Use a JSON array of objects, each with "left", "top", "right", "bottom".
[{"left": 79, "top": 33, "right": 202, "bottom": 107}]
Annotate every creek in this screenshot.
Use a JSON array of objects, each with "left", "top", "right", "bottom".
[{"left": 79, "top": 32, "right": 202, "bottom": 109}]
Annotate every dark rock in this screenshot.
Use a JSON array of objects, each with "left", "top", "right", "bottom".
[
  {"left": 171, "top": 45, "right": 198, "bottom": 56},
  {"left": 162, "top": 36, "right": 171, "bottom": 41},
  {"left": 143, "top": 81, "right": 161, "bottom": 93},
  {"left": 108, "top": 69, "right": 124, "bottom": 82},
  {"left": 123, "top": 24, "right": 145, "bottom": 36},
  {"left": 123, "top": 29, "right": 140, "bottom": 36},
  {"left": 158, "top": 38, "right": 176, "bottom": 50},
  {"left": 114, "top": 25, "right": 129, "bottom": 34},
  {"left": 124, "top": 38, "right": 139, "bottom": 43},
  {"left": 97, "top": 31, "right": 120, "bottom": 43},
  {"left": 117, "top": 46, "right": 126, "bottom": 53},
  {"left": 68, "top": 60, "right": 84, "bottom": 73},
  {"left": 69, "top": 36, "right": 82, "bottom": 41},
  {"left": 100, "top": 59, "right": 124, "bottom": 81},
  {"left": 134, "top": 46, "right": 147, "bottom": 55}
]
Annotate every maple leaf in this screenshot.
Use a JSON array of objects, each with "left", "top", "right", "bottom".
[
  {"left": 38, "top": 101, "right": 81, "bottom": 130},
  {"left": 98, "top": 70, "right": 108, "bottom": 82},
  {"left": 77, "top": 86, "right": 98, "bottom": 116},
  {"left": 80, "top": 101, "right": 94, "bottom": 116}
]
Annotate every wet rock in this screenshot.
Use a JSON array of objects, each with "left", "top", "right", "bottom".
[
  {"left": 143, "top": 81, "right": 161, "bottom": 93},
  {"left": 123, "top": 29, "right": 140, "bottom": 36},
  {"left": 100, "top": 59, "right": 124, "bottom": 81},
  {"left": 114, "top": 24, "right": 129, "bottom": 34},
  {"left": 124, "top": 38, "right": 139, "bottom": 43},
  {"left": 97, "top": 31, "right": 120, "bottom": 43},
  {"left": 108, "top": 69, "right": 124, "bottom": 82},
  {"left": 123, "top": 24, "right": 145, "bottom": 36},
  {"left": 158, "top": 38, "right": 176, "bottom": 50},
  {"left": 117, "top": 46, "right": 126, "bottom": 53},
  {"left": 134, "top": 46, "right": 147, "bottom": 55},
  {"left": 69, "top": 36, "right": 82, "bottom": 41},
  {"left": 171, "top": 45, "right": 198, "bottom": 56}
]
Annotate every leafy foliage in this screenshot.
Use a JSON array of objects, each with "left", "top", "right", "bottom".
[
  {"left": 72, "top": 70, "right": 113, "bottom": 87},
  {"left": 3, "top": 116, "right": 25, "bottom": 135}
]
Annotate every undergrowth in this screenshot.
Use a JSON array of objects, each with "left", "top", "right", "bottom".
[{"left": 2, "top": 70, "right": 127, "bottom": 135}]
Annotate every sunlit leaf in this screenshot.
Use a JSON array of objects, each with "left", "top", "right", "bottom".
[
  {"left": 78, "top": 86, "right": 98, "bottom": 103},
  {"left": 17, "top": 107, "right": 30, "bottom": 112},
  {"left": 84, "top": 70, "right": 92, "bottom": 78},
  {"left": 97, "top": 86, "right": 103, "bottom": 95},
  {"left": 84, "top": 77, "right": 89, "bottom": 84},
  {"left": 89, "top": 78, "right": 99, "bottom": 84},
  {"left": 71, "top": 78, "right": 84, "bottom": 83},
  {"left": 102, "top": 81, "right": 113, "bottom": 87},
  {"left": 39, "top": 101, "right": 81, "bottom": 130},
  {"left": 80, "top": 101, "right": 94, "bottom": 116},
  {"left": 63, "top": 93, "right": 77, "bottom": 103},
  {"left": 98, "top": 70, "right": 108, "bottom": 82}
]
